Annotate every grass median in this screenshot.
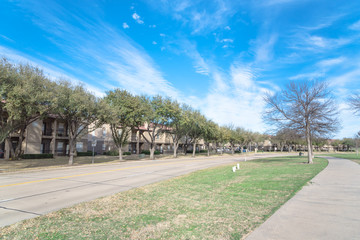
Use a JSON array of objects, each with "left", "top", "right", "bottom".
[
  {"left": 317, "top": 152, "right": 360, "bottom": 164},
  {"left": 0, "top": 156, "right": 327, "bottom": 240}
]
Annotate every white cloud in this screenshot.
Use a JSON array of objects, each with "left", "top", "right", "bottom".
[
  {"left": 225, "top": 26, "right": 231, "bottom": 30},
  {"left": 160, "top": 33, "right": 166, "bottom": 37},
  {"left": 289, "top": 72, "right": 324, "bottom": 80},
  {"left": 122, "top": 22, "right": 129, "bottom": 29},
  {"left": 12, "top": 1, "right": 180, "bottom": 99},
  {"left": 0, "top": 34, "right": 14, "bottom": 43},
  {"left": 149, "top": 24, "right": 156, "bottom": 28},
  {"left": 132, "top": 13, "right": 144, "bottom": 24},
  {"left": 147, "top": 0, "right": 235, "bottom": 34},
  {"left": 221, "top": 38, "right": 233, "bottom": 43},
  {"left": 175, "top": 38, "right": 210, "bottom": 75},
  {"left": 290, "top": 34, "right": 353, "bottom": 51},
  {"left": 349, "top": 20, "right": 360, "bottom": 31},
  {"left": 152, "top": 41, "right": 157, "bottom": 45},
  {"left": 317, "top": 57, "right": 346, "bottom": 68},
  {"left": 255, "top": 34, "right": 277, "bottom": 62},
  {"left": 0, "top": 45, "right": 106, "bottom": 97}
]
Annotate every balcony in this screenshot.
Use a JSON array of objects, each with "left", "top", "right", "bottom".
[
  {"left": 57, "top": 130, "right": 68, "bottom": 137},
  {"left": 42, "top": 129, "right": 53, "bottom": 136}
]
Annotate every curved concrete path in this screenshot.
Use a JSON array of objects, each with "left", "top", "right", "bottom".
[{"left": 246, "top": 157, "right": 360, "bottom": 240}]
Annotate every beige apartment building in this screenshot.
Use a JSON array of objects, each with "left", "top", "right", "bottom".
[
  {"left": 88, "top": 123, "right": 199, "bottom": 155},
  {"left": 1, "top": 116, "right": 88, "bottom": 159},
  {"left": 0, "top": 119, "right": 206, "bottom": 159}
]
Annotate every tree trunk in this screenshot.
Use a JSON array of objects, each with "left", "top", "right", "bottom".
[
  {"left": 231, "top": 144, "right": 234, "bottom": 155},
  {"left": 14, "top": 126, "right": 26, "bottom": 160},
  {"left": 118, "top": 146, "right": 123, "bottom": 161},
  {"left": 306, "top": 130, "right": 313, "bottom": 164},
  {"left": 192, "top": 142, "right": 196, "bottom": 157},
  {"left": 150, "top": 145, "right": 155, "bottom": 160},
  {"left": 207, "top": 143, "right": 210, "bottom": 157},
  {"left": 68, "top": 138, "right": 75, "bottom": 165},
  {"left": 173, "top": 142, "right": 178, "bottom": 158}
]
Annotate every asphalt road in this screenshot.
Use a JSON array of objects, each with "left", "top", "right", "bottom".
[{"left": 0, "top": 153, "right": 293, "bottom": 227}]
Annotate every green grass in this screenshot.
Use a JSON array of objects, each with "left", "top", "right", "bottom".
[
  {"left": 317, "top": 152, "right": 360, "bottom": 165},
  {"left": 0, "top": 156, "right": 327, "bottom": 240}
]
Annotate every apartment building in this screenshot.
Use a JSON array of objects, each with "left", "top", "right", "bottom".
[
  {"left": 89, "top": 123, "right": 206, "bottom": 155},
  {"left": 1, "top": 116, "right": 88, "bottom": 159}
]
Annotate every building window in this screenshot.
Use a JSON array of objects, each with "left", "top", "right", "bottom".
[
  {"left": 58, "top": 123, "right": 65, "bottom": 136},
  {"left": 102, "top": 143, "right": 106, "bottom": 151},
  {"left": 103, "top": 129, "right": 106, "bottom": 138},
  {"left": 57, "top": 142, "right": 63, "bottom": 153},
  {"left": 76, "top": 142, "right": 83, "bottom": 152}
]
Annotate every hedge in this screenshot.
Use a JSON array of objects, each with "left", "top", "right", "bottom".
[
  {"left": 77, "top": 151, "right": 94, "bottom": 157},
  {"left": 104, "top": 151, "right": 131, "bottom": 156},
  {"left": 141, "top": 150, "right": 161, "bottom": 155},
  {"left": 20, "top": 153, "right": 54, "bottom": 159}
]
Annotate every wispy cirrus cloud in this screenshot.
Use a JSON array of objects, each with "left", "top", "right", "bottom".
[
  {"left": 10, "top": 0, "right": 179, "bottom": 98},
  {"left": 146, "top": 0, "right": 236, "bottom": 34},
  {"left": 0, "top": 45, "right": 106, "bottom": 97}
]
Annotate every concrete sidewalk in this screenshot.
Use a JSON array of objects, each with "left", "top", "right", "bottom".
[{"left": 246, "top": 157, "right": 360, "bottom": 240}]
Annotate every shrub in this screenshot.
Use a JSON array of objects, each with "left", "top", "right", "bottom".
[
  {"left": 104, "top": 150, "right": 119, "bottom": 156},
  {"left": 77, "top": 151, "right": 94, "bottom": 157},
  {"left": 199, "top": 150, "right": 207, "bottom": 153},
  {"left": 186, "top": 150, "right": 199, "bottom": 154},
  {"left": 20, "top": 154, "right": 53, "bottom": 159},
  {"left": 104, "top": 150, "right": 131, "bottom": 156},
  {"left": 141, "top": 150, "right": 161, "bottom": 155}
]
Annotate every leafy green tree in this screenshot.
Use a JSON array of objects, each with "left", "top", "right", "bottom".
[
  {"left": 235, "top": 127, "right": 248, "bottom": 153},
  {"left": 54, "top": 81, "right": 99, "bottom": 165},
  {"left": 216, "top": 126, "right": 228, "bottom": 155},
  {"left": 101, "top": 89, "right": 144, "bottom": 161},
  {"left": 224, "top": 125, "right": 239, "bottom": 154},
  {"left": 202, "top": 120, "right": 218, "bottom": 156},
  {"left": 137, "top": 95, "right": 173, "bottom": 160},
  {"left": 187, "top": 110, "right": 207, "bottom": 157},
  {"left": 167, "top": 102, "right": 191, "bottom": 158},
  {"left": 0, "top": 59, "right": 54, "bottom": 159}
]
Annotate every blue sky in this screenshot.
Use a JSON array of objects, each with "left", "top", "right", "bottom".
[{"left": 1, "top": 0, "right": 360, "bottom": 138}]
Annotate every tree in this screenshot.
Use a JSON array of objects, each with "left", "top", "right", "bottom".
[
  {"left": 0, "top": 59, "right": 54, "bottom": 159},
  {"left": 349, "top": 94, "right": 360, "bottom": 114},
  {"left": 137, "top": 95, "right": 172, "bottom": 160},
  {"left": 355, "top": 131, "right": 360, "bottom": 156},
  {"left": 187, "top": 110, "right": 206, "bottom": 157},
  {"left": 54, "top": 81, "right": 99, "bottom": 165},
  {"left": 202, "top": 120, "right": 218, "bottom": 156},
  {"left": 215, "top": 126, "right": 228, "bottom": 155},
  {"left": 224, "top": 125, "right": 238, "bottom": 155},
  {"left": 273, "top": 128, "right": 301, "bottom": 152},
  {"left": 167, "top": 102, "right": 190, "bottom": 158},
  {"left": 263, "top": 81, "right": 339, "bottom": 164},
  {"left": 101, "top": 89, "right": 143, "bottom": 161}
]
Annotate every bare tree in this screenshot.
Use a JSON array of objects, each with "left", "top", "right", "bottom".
[
  {"left": 349, "top": 94, "right": 360, "bottom": 114},
  {"left": 263, "top": 81, "right": 339, "bottom": 163}
]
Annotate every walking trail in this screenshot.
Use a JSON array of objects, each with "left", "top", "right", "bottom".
[{"left": 246, "top": 157, "right": 360, "bottom": 240}]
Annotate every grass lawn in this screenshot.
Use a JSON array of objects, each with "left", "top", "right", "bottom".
[
  {"left": 317, "top": 152, "right": 360, "bottom": 164},
  {"left": 0, "top": 156, "right": 327, "bottom": 240}
]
